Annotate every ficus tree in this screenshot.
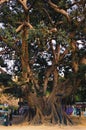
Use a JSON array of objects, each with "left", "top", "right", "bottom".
[{"left": 0, "top": 0, "right": 86, "bottom": 125}]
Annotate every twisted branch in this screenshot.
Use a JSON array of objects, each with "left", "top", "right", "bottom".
[{"left": 48, "top": 0, "right": 70, "bottom": 22}]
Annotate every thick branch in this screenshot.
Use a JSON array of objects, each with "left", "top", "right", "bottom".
[
  {"left": 55, "top": 44, "right": 60, "bottom": 63},
  {"left": 72, "top": 61, "right": 79, "bottom": 73},
  {"left": 16, "top": 22, "right": 33, "bottom": 33},
  {"left": 16, "top": 24, "right": 24, "bottom": 33},
  {"left": 0, "top": 67, "right": 6, "bottom": 73},
  {"left": 48, "top": 0, "right": 70, "bottom": 22},
  {"left": 43, "top": 65, "right": 55, "bottom": 94},
  {"left": 60, "top": 49, "right": 69, "bottom": 61},
  {"left": 26, "top": 22, "right": 34, "bottom": 29},
  {"left": 47, "top": 79, "right": 73, "bottom": 104},
  {"left": 18, "top": 0, "right": 28, "bottom": 11},
  {"left": 27, "top": 65, "right": 40, "bottom": 90},
  {"left": 0, "top": 0, "right": 9, "bottom": 4}
]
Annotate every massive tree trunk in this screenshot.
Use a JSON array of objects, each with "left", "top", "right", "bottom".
[{"left": 22, "top": 78, "right": 77, "bottom": 125}]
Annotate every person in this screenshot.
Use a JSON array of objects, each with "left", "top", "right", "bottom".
[
  {"left": 78, "top": 109, "right": 81, "bottom": 118},
  {"left": 3, "top": 113, "right": 9, "bottom": 126},
  {"left": 9, "top": 109, "right": 13, "bottom": 125}
]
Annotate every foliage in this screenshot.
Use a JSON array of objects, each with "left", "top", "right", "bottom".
[{"left": 0, "top": 73, "right": 12, "bottom": 86}]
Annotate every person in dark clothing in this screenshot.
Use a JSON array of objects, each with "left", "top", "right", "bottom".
[
  {"left": 78, "top": 109, "right": 81, "bottom": 118},
  {"left": 9, "top": 110, "right": 13, "bottom": 125},
  {"left": 4, "top": 113, "right": 9, "bottom": 126}
]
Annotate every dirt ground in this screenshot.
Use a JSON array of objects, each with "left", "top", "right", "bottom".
[
  {"left": 0, "top": 124, "right": 86, "bottom": 130},
  {"left": 0, "top": 116, "right": 86, "bottom": 130}
]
